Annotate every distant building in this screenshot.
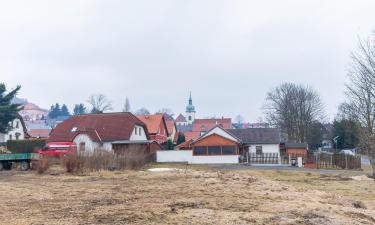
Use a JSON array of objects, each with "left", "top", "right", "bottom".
[
  {"left": 192, "top": 118, "right": 232, "bottom": 133},
  {"left": 137, "top": 114, "right": 169, "bottom": 144},
  {"left": 19, "top": 103, "right": 48, "bottom": 121},
  {"left": 185, "top": 92, "right": 196, "bottom": 124},
  {"left": 175, "top": 114, "right": 188, "bottom": 126},
  {"left": 48, "top": 112, "right": 161, "bottom": 153},
  {"left": 0, "top": 116, "right": 28, "bottom": 143},
  {"left": 164, "top": 115, "right": 178, "bottom": 143}
]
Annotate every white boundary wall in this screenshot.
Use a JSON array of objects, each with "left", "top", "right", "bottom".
[
  {"left": 157, "top": 150, "right": 192, "bottom": 163},
  {"left": 190, "top": 155, "right": 239, "bottom": 164},
  {"left": 157, "top": 150, "right": 239, "bottom": 164}
]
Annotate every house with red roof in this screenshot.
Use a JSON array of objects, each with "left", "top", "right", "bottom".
[
  {"left": 48, "top": 112, "right": 161, "bottom": 153},
  {"left": 137, "top": 114, "right": 169, "bottom": 144},
  {"left": 192, "top": 118, "right": 232, "bottom": 133},
  {"left": 164, "top": 115, "right": 178, "bottom": 144},
  {"left": 19, "top": 102, "right": 48, "bottom": 121}
]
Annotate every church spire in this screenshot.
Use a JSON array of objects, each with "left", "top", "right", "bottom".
[{"left": 186, "top": 92, "right": 195, "bottom": 113}]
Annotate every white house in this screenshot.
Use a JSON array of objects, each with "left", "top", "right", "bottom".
[
  {"left": 48, "top": 112, "right": 158, "bottom": 153},
  {"left": 0, "top": 117, "right": 28, "bottom": 143},
  {"left": 157, "top": 127, "right": 281, "bottom": 165},
  {"left": 226, "top": 128, "right": 281, "bottom": 154}
]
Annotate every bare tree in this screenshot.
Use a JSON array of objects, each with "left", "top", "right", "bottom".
[
  {"left": 123, "top": 97, "right": 131, "bottom": 112},
  {"left": 87, "top": 94, "right": 113, "bottom": 113},
  {"left": 263, "top": 83, "right": 325, "bottom": 143},
  {"left": 156, "top": 108, "right": 174, "bottom": 117},
  {"left": 234, "top": 115, "right": 245, "bottom": 125},
  {"left": 343, "top": 35, "right": 375, "bottom": 177}
]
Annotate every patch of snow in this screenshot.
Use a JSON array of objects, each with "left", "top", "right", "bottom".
[
  {"left": 148, "top": 168, "right": 180, "bottom": 172},
  {"left": 351, "top": 175, "right": 374, "bottom": 181}
]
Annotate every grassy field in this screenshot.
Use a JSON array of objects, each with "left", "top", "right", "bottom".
[{"left": 0, "top": 165, "right": 374, "bottom": 225}]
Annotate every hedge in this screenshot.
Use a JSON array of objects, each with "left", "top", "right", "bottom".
[{"left": 7, "top": 139, "right": 47, "bottom": 153}]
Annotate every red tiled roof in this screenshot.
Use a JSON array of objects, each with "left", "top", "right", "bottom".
[
  {"left": 183, "top": 131, "right": 201, "bottom": 141},
  {"left": 192, "top": 118, "right": 232, "bottom": 132},
  {"left": 137, "top": 114, "right": 168, "bottom": 136},
  {"left": 175, "top": 114, "right": 186, "bottom": 122},
  {"left": 28, "top": 129, "right": 51, "bottom": 138},
  {"left": 48, "top": 112, "right": 147, "bottom": 142},
  {"left": 165, "top": 118, "right": 176, "bottom": 135},
  {"left": 175, "top": 139, "right": 194, "bottom": 150},
  {"left": 173, "top": 131, "right": 180, "bottom": 143}
]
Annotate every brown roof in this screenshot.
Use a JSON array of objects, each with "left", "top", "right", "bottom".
[
  {"left": 192, "top": 118, "right": 232, "bottom": 132},
  {"left": 28, "top": 129, "right": 51, "bottom": 138},
  {"left": 137, "top": 114, "right": 168, "bottom": 136},
  {"left": 48, "top": 112, "right": 147, "bottom": 142}
]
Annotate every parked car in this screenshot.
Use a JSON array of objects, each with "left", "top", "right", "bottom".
[{"left": 38, "top": 142, "right": 77, "bottom": 157}]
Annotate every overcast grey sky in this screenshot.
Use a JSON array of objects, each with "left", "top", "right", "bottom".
[{"left": 1, "top": 0, "right": 374, "bottom": 122}]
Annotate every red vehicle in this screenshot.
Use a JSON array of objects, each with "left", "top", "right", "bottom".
[{"left": 38, "top": 142, "right": 77, "bottom": 157}]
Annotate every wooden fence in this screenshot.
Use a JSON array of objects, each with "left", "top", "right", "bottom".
[
  {"left": 310, "top": 153, "right": 362, "bottom": 170},
  {"left": 248, "top": 153, "right": 280, "bottom": 164}
]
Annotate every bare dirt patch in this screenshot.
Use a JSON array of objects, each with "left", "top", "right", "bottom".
[{"left": 0, "top": 166, "right": 374, "bottom": 225}]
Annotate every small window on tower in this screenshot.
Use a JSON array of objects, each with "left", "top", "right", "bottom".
[{"left": 189, "top": 116, "right": 192, "bottom": 121}]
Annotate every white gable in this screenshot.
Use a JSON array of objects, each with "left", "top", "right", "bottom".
[
  {"left": 199, "top": 126, "right": 239, "bottom": 143},
  {"left": 130, "top": 125, "right": 148, "bottom": 141}
]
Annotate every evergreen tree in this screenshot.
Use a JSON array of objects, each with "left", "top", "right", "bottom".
[
  {"left": 73, "top": 104, "right": 86, "bottom": 115},
  {"left": 48, "top": 103, "right": 62, "bottom": 118},
  {"left": 0, "top": 83, "right": 21, "bottom": 133},
  {"left": 123, "top": 97, "right": 131, "bottom": 112},
  {"left": 333, "top": 119, "right": 359, "bottom": 150},
  {"left": 61, "top": 104, "right": 71, "bottom": 116},
  {"left": 176, "top": 133, "right": 186, "bottom": 145}
]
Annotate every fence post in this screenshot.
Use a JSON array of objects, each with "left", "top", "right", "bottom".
[
  {"left": 345, "top": 155, "right": 348, "bottom": 169},
  {"left": 330, "top": 155, "right": 333, "bottom": 168}
]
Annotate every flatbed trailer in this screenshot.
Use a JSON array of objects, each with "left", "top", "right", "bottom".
[{"left": 0, "top": 153, "right": 41, "bottom": 171}]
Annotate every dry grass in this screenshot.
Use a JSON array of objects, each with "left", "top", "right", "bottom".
[{"left": 0, "top": 165, "right": 374, "bottom": 225}]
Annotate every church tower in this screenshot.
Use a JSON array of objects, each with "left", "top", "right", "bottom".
[{"left": 185, "top": 92, "right": 196, "bottom": 124}]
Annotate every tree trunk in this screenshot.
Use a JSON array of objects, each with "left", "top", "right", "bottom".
[{"left": 369, "top": 156, "right": 375, "bottom": 178}]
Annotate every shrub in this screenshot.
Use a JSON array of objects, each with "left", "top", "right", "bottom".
[
  {"left": 7, "top": 139, "right": 46, "bottom": 153},
  {"left": 62, "top": 145, "right": 155, "bottom": 173},
  {"left": 62, "top": 153, "right": 84, "bottom": 173},
  {"left": 36, "top": 157, "right": 50, "bottom": 174}
]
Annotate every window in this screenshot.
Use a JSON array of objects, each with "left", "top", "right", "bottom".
[
  {"left": 9, "top": 134, "right": 12, "bottom": 140},
  {"left": 139, "top": 127, "right": 142, "bottom": 136},
  {"left": 256, "top": 146, "right": 263, "bottom": 155},
  {"left": 16, "top": 121, "right": 19, "bottom": 129},
  {"left": 222, "top": 146, "right": 237, "bottom": 155},
  {"left": 193, "top": 146, "right": 207, "bottom": 155},
  {"left": 188, "top": 116, "right": 192, "bottom": 121},
  {"left": 79, "top": 142, "right": 86, "bottom": 152},
  {"left": 135, "top": 127, "right": 138, "bottom": 135},
  {"left": 15, "top": 133, "right": 21, "bottom": 140},
  {"left": 208, "top": 146, "right": 221, "bottom": 155}
]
